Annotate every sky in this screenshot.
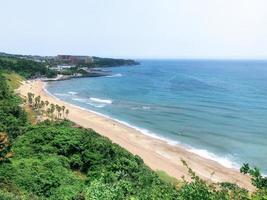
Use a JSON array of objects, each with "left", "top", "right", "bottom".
[{"left": 0, "top": 0, "right": 267, "bottom": 59}]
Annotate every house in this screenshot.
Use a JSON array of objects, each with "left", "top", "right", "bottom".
[{"left": 57, "top": 55, "right": 93, "bottom": 65}]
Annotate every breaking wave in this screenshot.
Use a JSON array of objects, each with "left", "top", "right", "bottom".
[{"left": 90, "top": 97, "right": 112, "bottom": 104}]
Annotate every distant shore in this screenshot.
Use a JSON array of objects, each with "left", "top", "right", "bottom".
[
  {"left": 18, "top": 79, "right": 253, "bottom": 190},
  {"left": 41, "top": 70, "right": 111, "bottom": 82}
]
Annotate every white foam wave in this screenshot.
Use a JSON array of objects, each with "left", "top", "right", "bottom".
[
  {"left": 44, "top": 83, "right": 240, "bottom": 171},
  {"left": 90, "top": 97, "right": 112, "bottom": 104},
  {"left": 186, "top": 147, "right": 239, "bottom": 169},
  {"left": 131, "top": 106, "right": 151, "bottom": 110},
  {"left": 95, "top": 105, "right": 105, "bottom": 108},
  {"left": 106, "top": 73, "right": 122, "bottom": 78},
  {"left": 86, "top": 102, "right": 106, "bottom": 108},
  {"left": 112, "top": 119, "right": 180, "bottom": 146},
  {"left": 72, "top": 98, "right": 87, "bottom": 103},
  {"left": 54, "top": 93, "right": 69, "bottom": 96},
  {"left": 142, "top": 106, "right": 151, "bottom": 110},
  {"left": 68, "top": 91, "right": 78, "bottom": 95}
]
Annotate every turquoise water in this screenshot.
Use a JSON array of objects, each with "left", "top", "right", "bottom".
[{"left": 47, "top": 60, "right": 267, "bottom": 173}]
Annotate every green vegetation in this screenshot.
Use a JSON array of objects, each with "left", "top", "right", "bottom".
[
  {"left": 3, "top": 72, "right": 25, "bottom": 90},
  {"left": 0, "top": 52, "right": 139, "bottom": 80},
  {"left": 240, "top": 164, "right": 267, "bottom": 199},
  {"left": 25, "top": 92, "right": 69, "bottom": 121},
  {"left": 1, "top": 60, "right": 267, "bottom": 199},
  {"left": 0, "top": 121, "right": 181, "bottom": 199},
  {"left": 0, "top": 56, "right": 56, "bottom": 79},
  {"left": 156, "top": 170, "right": 181, "bottom": 187},
  {"left": 0, "top": 74, "right": 28, "bottom": 139},
  {"left": 78, "top": 56, "right": 139, "bottom": 68},
  {"left": 59, "top": 67, "right": 89, "bottom": 76}
]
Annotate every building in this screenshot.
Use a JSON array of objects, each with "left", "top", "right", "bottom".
[
  {"left": 57, "top": 55, "right": 93, "bottom": 65},
  {"left": 50, "top": 65, "right": 74, "bottom": 71}
]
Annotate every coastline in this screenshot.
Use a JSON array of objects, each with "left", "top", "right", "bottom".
[{"left": 17, "top": 79, "right": 253, "bottom": 190}]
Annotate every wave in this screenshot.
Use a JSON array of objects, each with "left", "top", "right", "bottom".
[
  {"left": 113, "top": 119, "right": 238, "bottom": 169},
  {"left": 106, "top": 73, "right": 122, "bottom": 78},
  {"left": 108, "top": 118, "right": 180, "bottom": 145},
  {"left": 72, "top": 98, "right": 87, "bottom": 103},
  {"left": 90, "top": 97, "right": 112, "bottom": 104},
  {"left": 131, "top": 106, "right": 151, "bottom": 110},
  {"left": 126, "top": 122, "right": 239, "bottom": 169},
  {"left": 45, "top": 83, "right": 240, "bottom": 171},
  {"left": 86, "top": 102, "right": 106, "bottom": 108},
  {"left": 95, "top": 105, "right": 105, "bottom": 108},
  {"left": 142, "top": 106, "right": 151, "bottom": 110},
  {"left": 54, "top": 93, "right": 69, "bottom": 96},
  {"left": 68, "top": 91, "right": 78, "bottom": 95},
  {"left": 186, "top": 147, "right": 239, "bottom": 169}
]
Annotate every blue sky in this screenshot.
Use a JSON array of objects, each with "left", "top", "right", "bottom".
[{"left": 0, "top": 0, "right": 267, "bottom": 59}]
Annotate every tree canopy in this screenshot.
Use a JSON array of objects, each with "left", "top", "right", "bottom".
[{"left": 0, "top": 64, "right": 267, "bottom": 199}]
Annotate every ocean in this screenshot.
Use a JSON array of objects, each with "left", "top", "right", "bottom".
[{"left": 46, "top": 60, "right": 267, "bottom": 173}]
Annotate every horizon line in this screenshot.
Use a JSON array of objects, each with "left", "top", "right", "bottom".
[{"left": 1, "top": 51, "right": 267, "bottom": 61}]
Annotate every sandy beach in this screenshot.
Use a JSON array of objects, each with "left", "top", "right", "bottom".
[{"left": 17, "top": 80, "right": 253, "bottom": 190}]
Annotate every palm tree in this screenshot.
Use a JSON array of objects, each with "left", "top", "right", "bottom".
[
  {"left": 27, "top": 92, "right": 34, "bottom": 106},
  {"left": 40, "top": 100, "right": 45, "bottom": 109},
  {"left": 39, "top": 100, "right": 45, "bottom": 118},
  {"left": 46, "top": 108, "right": 51, "bottom": 118},
  {"left": 45, "top": 100, "right": 49, "bottom": 107},
  {"left": 65, "top": 109, "right": 69, "bottom": 118},
  {"left": 62, "top": 106, "right": 65, "bottom": 118},
  {"left": 50, "top": 104, "right": 55, "bottom": 119},
  {"left": 55, "top": 105, "right": 62, "bottom": 119},
  {"left": 34, "top": 96, "right": 41, "bottom": 110}
]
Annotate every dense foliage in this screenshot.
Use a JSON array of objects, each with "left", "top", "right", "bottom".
[
  {"left": 0, "top": 68, "right": 267, "bottom": 199},
  {"left": 0, "top": 74, "right": 28, "bottom": 139},
  {"left": 241, "top": 164, "right": 267, "bottom": 190},
  {"left": 0, "top": 72, "right": 180, "bottom": 199},
  {"left": 59, "top": 67, "right": 89, "bottom": 76},
  {"left": 0, "top": 121, "right": 182, "bottom": 199},
  {"left": 78, "top": 56, "right": 139, "bottom": 68},
  {"left": 0, "top": 57, "right": 56, "bottom": 78}
]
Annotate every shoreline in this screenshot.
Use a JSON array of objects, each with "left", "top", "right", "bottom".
[
  {"left": 18, "top": 79, "right": 253, "bottom": 190},
  {"left": 47, "top": 86, "right": 239, "bottom": 170}
]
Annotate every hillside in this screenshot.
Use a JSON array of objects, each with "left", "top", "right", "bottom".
[{"left": 0, "top": 59, "right": 267, "bottom": 199}]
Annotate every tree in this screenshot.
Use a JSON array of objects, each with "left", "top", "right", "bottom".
[
  {"left": 62, "top": 106, "right": 65, "bottom": 118},
  {"left": 240, "top": 163, "right": 267, "bottom": 189},
  {"left": 34, "top": 96, "right": 41, "bottom": 109},
  {"left": 46, "top": 108, "right": 51, "bottom": 118},
  {"left": 55, "top": 105, "right": 62, "bottom": 119},
  {"left": 45, "top": 100, "right": 49, "bottom": 107},
  {"left": 0, "top": 57, "right": 57, "bottom": 79},
  {"left": 65, "top": 109, "right": 69, "bottom": 118},
  {"left": 0, "top": 75, "right": 10, "bottom": 99},
  {"left": 0, "top": 132, "right": 12, "bottom": 162},
  {"left": 50, "top": 104, "right": 55, "bottom": 119},
  {"left": 40, "top": 100, "right": 45, "bottom": 109},
  {"left": 27, "top": 92, "right": 34, "bottom": 106}
]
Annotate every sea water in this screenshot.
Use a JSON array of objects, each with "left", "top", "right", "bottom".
[{"left": 47, "top": 60, "right": 267, "bottom": 173}]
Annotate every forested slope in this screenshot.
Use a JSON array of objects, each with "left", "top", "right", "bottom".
[{"left": 0, "top": 64, "right": 267, "bottom": 199}]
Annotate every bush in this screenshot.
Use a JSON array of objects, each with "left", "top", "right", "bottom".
[{"left": 0, "top": 70, "right": 266, "bottom": 199}]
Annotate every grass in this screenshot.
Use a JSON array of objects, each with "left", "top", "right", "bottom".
[
  {"left": 3, "top": 72, "right": 24, "bottom": 90},
  {"left": 156, "top": 170, "right": 182, "bottom": 188},
  {"left": 4, "top": 72, "right": 37, "bottom": 124},
  {"left": 23, "top": 104, "right": 38, "bottom": 124}
]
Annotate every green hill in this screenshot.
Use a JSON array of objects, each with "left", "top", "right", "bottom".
[{"left": 0, "top": 58, "right": 267, "bottom": 199}]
